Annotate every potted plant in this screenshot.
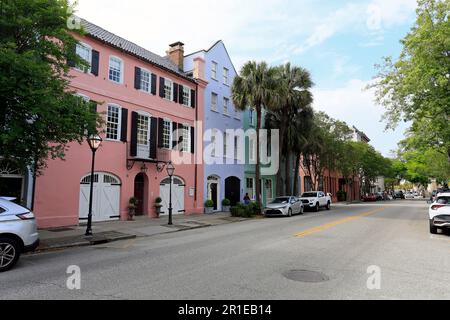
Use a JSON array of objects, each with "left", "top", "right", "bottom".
[
  {"left": 154, "top": 197, "right": 163, "bottom": 217},
  {"left": 222, "top": 198, "right": 231, "bottom": 212},
  {"left": 128, "top": 197, "right": 139, "bottom": 221},
  {"left": 205, "top": 200, "right": 215, "bottom": 214}
]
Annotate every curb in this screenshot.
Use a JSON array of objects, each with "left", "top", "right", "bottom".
[
  {"left": 31, "top": 233, "right": 137, "bottom": 254},
  {"left": 29, "top": 216, "right": 254, "bottom": 255}
]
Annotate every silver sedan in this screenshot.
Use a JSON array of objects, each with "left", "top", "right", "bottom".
[{"left": 264, "top": 196, "right": 304, "bottom": 217}]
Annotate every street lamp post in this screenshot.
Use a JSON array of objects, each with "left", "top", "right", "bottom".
[
  {"left": 85, "top": 134, "right": 102, "bottom": 237},
  {"left": 166, "top": 162, "right": 175, "bottom": 226}
]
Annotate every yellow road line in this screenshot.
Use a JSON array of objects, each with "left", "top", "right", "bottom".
[{"left": 295, "top": 207, "right": 386, "bottom": 238}]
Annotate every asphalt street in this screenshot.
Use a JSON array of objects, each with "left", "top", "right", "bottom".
[{"left": 1, "top": 200, "right": 449, "bottom": 300}]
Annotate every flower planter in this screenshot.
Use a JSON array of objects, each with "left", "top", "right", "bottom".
[
  {"left": 222, "top": 205, "right": 231, "bottom": 212},
  {"left": 155, "top": 205, "right": 162, "bottom": 218},
  {"left": 205, "top": 207, "right": 214, "bottom": 214}
]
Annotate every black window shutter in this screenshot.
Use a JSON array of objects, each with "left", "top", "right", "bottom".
[
  {"left": 120, "top": 108, "right": 128, "bottom": 142},
  {"left": 157, "top": 118, "right": 164, "bottom": 148},
  {"left": 67, "top": 44, "right": 76, "bottom": 67},
  {"left": 150, "top": 118, "right": 158, "bottom": 159},
  {"left": 151, "top": 74, "right": 157, "bottom": 95},
  {"left": 178, "top": 85, "right": 184, "bottom": 105},
  {"left": 159, "top": 77, "right": 165, "bottom": 98},
  {"left": 91, "top": 50, "right": 100, "bottom": 76},
  {"left": 130, "top": 112, "right": 138, "bottom": 157},
  {"left": 190, "top": 126, "right": 195, "bottom": 154},
  {"left": 191, "top": 89, "right": 196, "bottom": 108},
  {"left": 89, "top": 101, "right": 97, "bottom": 113},
  {"left": 178, "top": 123, "right": 184, "bottom": 151},
  {"left": 173, "top": 83, "right": 179, "bottom": 103},
  {"left": 134, "top": 67, "right": 141, "bottom": 90},
  {"left": 172, "top": 122, "right": 178, "bottom": 149}
]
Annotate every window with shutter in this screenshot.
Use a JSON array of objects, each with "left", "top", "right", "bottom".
[
  {"left": 75, "top": 43, "right": 92, "bottom": 73},
  {"left": 106, "top": 104, "right": 122, "bottom": 141},
  {"left": 140, "top": 69, "right": 152, "bottom": 93}
]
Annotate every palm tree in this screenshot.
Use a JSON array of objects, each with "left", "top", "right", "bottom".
[
  {"left": 267, "top": 63, "right": 314, "bottom": 196},
  {"left": 232, "top": 61, "right": 278, "bottom": 206}
]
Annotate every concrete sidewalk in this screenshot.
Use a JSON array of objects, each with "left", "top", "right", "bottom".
[{"left": 35, "top": 212, "right": 250, "bottom": 253}]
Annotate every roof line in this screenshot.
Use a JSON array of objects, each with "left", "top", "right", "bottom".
[
  {"left": 184, "top": 40, "right": 238, "bottom": 74},
  {"left": 79, "top": 17, "right": 197, "bottom": 84}
]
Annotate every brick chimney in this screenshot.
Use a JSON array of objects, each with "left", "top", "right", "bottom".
[{"left": 167, "top": 41, "right": 184, "bottom": 70}]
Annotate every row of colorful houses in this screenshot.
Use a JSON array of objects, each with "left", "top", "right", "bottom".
[{"left": 0, "top": 18, "right": 363, "bottom": 229}]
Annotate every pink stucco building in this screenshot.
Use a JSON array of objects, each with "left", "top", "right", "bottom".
[{"left": 33, "top": 19, "right": 206, "bottom": 228}]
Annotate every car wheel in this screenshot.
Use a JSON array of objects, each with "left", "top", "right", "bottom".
[
  {"left": 288, "top": 208, "right": 293, "bottom": 217},
  {"left": 315, "top": 203, "right": 320, "bottom": 212},
  {"left": 326, "top": 202, "right": 331, "bottom": 210},
  {"left": 429, "top": 220, "right": 438, "bottom": 235},
  {"left": 0, "top": 238, "right": 21, "bottom": 273}
]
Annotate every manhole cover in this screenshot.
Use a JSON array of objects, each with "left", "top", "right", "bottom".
[{"left": 283, "top": 270, "right": 329, "bottom": 283}]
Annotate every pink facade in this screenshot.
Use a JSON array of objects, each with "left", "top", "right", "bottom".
[
  {"left": 299, "top": 166, "right": 361, "bottom": 203},
  {"left": 34, "top": 24, "right": 206, "bottom": 228}
]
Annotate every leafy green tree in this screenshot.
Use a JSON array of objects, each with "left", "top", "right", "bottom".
[
  {"left": 232, "top": 61, "right": 278, "bottom": 206},
  {"left": 384, "top": 159, "right": 407, "bottom": 191},
  {"left": 335, "top": 141, "right": 360, "bottom": 202},
  {"left": 370, "top": 0, "right": 450, "bottom": 162},
  {"left": 0, "top": 0, "right": 101, "bottom": 173},
  {"left": 301, "top": 112, "right": 353, "bottom": 191}
]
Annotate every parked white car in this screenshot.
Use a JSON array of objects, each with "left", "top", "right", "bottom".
[
  {"left": 264, "top": 196, "right": 304, "bottom": 217},
  {"left": 405, "top": 192, "right": 415, "bottom": 200},
  {"left": 429, "top": 192, "right": 450, "bottom": 234},
  {"left": 300, "top": 191, "right": 332, "bottom": 212},
  {"left": 0, "top": 197, "right": 40, "bottom": 272}
]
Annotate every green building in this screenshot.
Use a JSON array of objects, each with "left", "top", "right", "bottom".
[{"left": 243, "top": 108, "right": 277, "bottom": 206}]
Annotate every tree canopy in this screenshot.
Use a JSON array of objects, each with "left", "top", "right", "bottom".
[
  {"left": 370, "top": 0, "right": 450, "bottom": 162},
  {"left": 0, "top": 0, "right": 101, "bottom": 173}
]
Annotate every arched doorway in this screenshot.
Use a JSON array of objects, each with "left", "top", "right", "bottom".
[
  {"left": 79, "top": 172, "right": 121, "bottom": 222},
  {"left": 207, "top": 175, "right": 220, "bottom": 211},
  {"left": 225, "top": 176, "right": 241, "bottom": 206},
  {"left": 160, "top": 176, "right": 185, "bottom": 215},
  {"left": 134, "top": 173, "right": 147, "bottom": 216}
]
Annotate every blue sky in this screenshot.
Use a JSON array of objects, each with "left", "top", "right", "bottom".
[{"left": 75, "top": 0, "right": 418, "bottom": 157}]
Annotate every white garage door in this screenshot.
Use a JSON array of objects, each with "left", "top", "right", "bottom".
[
  {"left": 160, "top": 177, "right": 185, "bottom": 215},
  {"left": 79, "top": 173, "right": 121, "bottom": 222}
]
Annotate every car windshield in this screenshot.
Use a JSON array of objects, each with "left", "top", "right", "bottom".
[
  {"left": 436, "top": 197, "right": 450, "bottom": 204},
  {"left": 271, "top": 197, "right": 290, "bottom": 204},
  {"left": 302, "top": 193, "right": 317, "bottom": 198}
]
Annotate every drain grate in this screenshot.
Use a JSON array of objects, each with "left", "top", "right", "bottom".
[{"left": 283, "top": 270, "right": 329, "bottom": 283}]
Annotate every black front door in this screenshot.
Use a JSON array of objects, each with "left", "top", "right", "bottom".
[
  {"left": 0, "top": 177, "right": 23, "bottom": 204},
  {"left": 225, "top": 177, "right": 241, "bottom": 206},
  {"left": 134, "top": 174, "right": 145, "bottom": 215},
  {"left": 210, "top": 183, "right": 218, "bottom": 210}
]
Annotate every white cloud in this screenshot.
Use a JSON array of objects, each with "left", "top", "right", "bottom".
[
  {"left": 313, "top": 79, "right": 408, "bottom": 156},
  {"left": 294, "top": 0, "right": 417, "bottom": 53}
]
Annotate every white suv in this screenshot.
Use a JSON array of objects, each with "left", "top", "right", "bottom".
[
  {"left": 300, "top": 191, "right": 332, "bottom": 212},
  {"left": 429, "top": 192, "right": 450, "bottom": 234},
  {"left": 0, "top": 197, "right": 40, "bottom": 272}
]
